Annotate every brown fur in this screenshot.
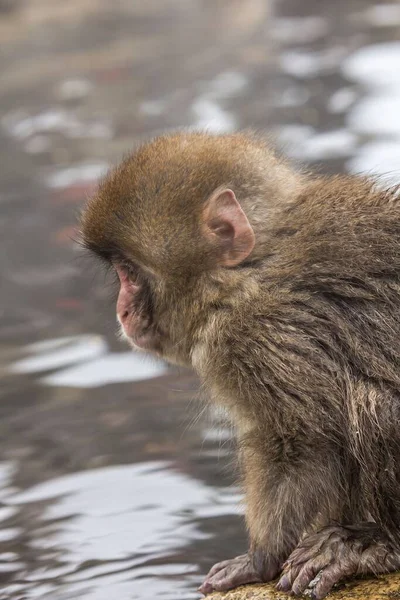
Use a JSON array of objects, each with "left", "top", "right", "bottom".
[{"left": 80, "top": 131, "right": 400, "bottom": 598}]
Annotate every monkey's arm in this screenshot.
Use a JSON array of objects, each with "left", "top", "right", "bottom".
[{"left": 198, "top": 303, "right": 350, "bottom": 595}]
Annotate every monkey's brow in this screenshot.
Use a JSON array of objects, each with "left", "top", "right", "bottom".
[{"left": 82, "top": 239, "right": 116, "bottom": 263}]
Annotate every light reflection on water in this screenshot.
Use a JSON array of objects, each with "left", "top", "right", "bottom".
[
  {"left": 3, "top": 462, "right": 242, "bottom": 599},
  {"left": 10, "top": 335, "right": 169, "bottom": 387},
  {"left": 342, "top": 42, "right": 400, "bottom": 184}
]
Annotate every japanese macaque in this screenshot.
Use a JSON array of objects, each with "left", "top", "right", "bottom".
[{"left": 80, "top": 131, "right": 400, "bottom": 599}]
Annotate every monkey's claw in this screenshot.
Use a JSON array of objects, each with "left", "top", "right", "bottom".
[
  {"left": 199, "top": 554, "right": 262, "bottom": 595},
  {"left": 277, "top": 523, "right": 400, "bottom": 599}
]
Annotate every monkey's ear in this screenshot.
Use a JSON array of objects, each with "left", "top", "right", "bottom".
[{"left": 203, "top": 189, "right": 255, "bottom": 267}]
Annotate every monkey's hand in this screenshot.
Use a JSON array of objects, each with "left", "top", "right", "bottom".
[
  {"left": 276, "top": 523, "right": 400, "bottom": 599},
  {"left": 199, "top": 552, "right": 279, "bottom": 595}
]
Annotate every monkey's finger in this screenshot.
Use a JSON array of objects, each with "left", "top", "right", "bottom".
[
  {"left": 198, "top": 565, "right": 227, "bottom": 592},
  {"left": 204, "top": 559, "right": 235, "bottom": 579},
  {"left": 310, "top": 564, "right": 348, "bottom": 600},
  {"left": 209, "top": 566, "right": 262, "bottom": 592},
  {"left": 278, "top": 561, "right": 305, "bottom": 588},
  {"left": 291, "top": 562, "right": 324, "bottom": 596},
  {"left": 198, "top": 580, "right": 214, "bottom": 595},
  {"left": 199, "top": 567, "right": 233, "bottom": 593},
  {"left": 277, "top": 560, "right": 318, "bottom": 594},
  {"left": 285, "top": 539, "right": 325, "bottom": 569},
  {"left": 283, "top": 548, "right": 311, "bottom": 570},
  {"left": 289, "top": 527, "right": 340, "bottom": 568},
  {"left": 276, "top": 572, "right": 292, "bottom": 592}
]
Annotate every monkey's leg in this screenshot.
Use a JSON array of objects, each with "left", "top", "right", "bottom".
[
  {"left": 199, "top": 441, "right": 341, "bottom": 595},
  {"left": 199, "top": 446, "right": 287, "bottom": 594},
  {"left": 277, "top": 522, "right": 400, "bottom": 599}
]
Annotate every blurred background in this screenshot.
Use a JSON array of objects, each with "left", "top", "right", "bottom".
[{"left": 0, "top": 1, "right": 399, "bottom": 598}]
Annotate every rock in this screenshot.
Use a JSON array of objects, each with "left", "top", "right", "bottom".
[{"left": 206, "top": 572, "right": 400, "bottom": 599}]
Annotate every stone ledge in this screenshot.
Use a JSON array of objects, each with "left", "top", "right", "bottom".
[{"left": 206, "top": 572, "right": 400, "bottom": 599}]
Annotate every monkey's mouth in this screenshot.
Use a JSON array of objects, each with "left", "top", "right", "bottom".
[
  {"left": 130, "top": 328, "right": 157, "bottom": 350},
  {"left": 122, "top": 317, "right": 161, "bottom": 352}
]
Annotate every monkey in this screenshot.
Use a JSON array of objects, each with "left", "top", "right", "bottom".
[{"left": 80, "top": 131, "right": 400, "bottom": 599}]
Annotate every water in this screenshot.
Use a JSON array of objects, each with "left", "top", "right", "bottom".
[
  {"left": 0, "top": 0, "right": 399, "bottom": 598},
  {"left": 10, "top": 335, "right": 169, "bottom": 386},
  {"left": 5, "top": 461, "right": 241, "bottom": 600}
]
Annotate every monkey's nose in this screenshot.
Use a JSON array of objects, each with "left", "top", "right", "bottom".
[
  {"left": 117, "top": 301, "right": 132, "bottom": 328},
  {"left": 116, "top": 285, "right": 133, "bottom": 327},
  {"left": 118, "top": 308, "right": 130, "bottom": 324}
]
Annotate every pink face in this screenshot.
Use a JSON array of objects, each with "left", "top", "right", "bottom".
[{"left": 115, "top": 265, "right": 155, "bottom": 350}]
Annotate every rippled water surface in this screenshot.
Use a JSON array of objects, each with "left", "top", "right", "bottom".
[{"left": 0, "top": 0, "right": 399, "bottom": 598}]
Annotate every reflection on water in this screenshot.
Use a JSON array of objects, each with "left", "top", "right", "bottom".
[
  {"left": 191, "top": 70, "right": 248, "bottom": 133},
  {"left": 343, "top": 42, "right": 400, "bottom": 183},
  {"left": 10, "top": 336, "right": 108, "bottom": 374},
  {"left": 0, "top": 0, "right": 400, "bottom": 599},
  {"left": 10, "top": 336, "right": 168, "bottom": 387},
  {"left": 4, "top": 462, "right": 241, "bottom": 599}
]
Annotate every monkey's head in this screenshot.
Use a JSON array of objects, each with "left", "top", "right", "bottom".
[{"left": 80, "top": 131, "right": 300, "bottom": 365}]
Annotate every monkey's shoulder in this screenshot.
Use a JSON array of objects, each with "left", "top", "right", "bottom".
[{"left": 267, "top": 176, "right": 400, "bottom": 286}]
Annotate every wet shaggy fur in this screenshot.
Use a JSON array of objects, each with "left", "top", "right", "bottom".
[{"left": 80, "top": 131, "right": 400, "bottom": 597}]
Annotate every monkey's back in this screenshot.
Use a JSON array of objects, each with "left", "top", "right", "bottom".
[
  {"left": 280, "top": 176, "right": 400, "bottom": 533},
  {"left": 271, "top": 175, "right": 400, "bottom": 388},
  {"left": 209, "top": 176, "right": 400, "bottom": 538}
]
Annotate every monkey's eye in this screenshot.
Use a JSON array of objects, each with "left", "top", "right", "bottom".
[
  {"left": 112, "top": 259, "right": 138, "bottom": 281},
  {"left": 123, "top": 262, "right": 140, "bottom": 281}
]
